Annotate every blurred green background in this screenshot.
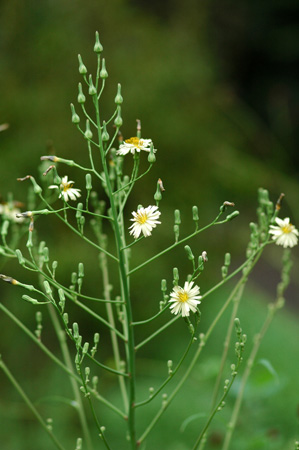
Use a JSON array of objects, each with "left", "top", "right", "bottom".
[{"left": 0, "top": 0, "right": 298, "bottom": 449}]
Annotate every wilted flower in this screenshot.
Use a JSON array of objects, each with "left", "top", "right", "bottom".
[
  {"left": 269, "top": 217, "right": 298, "bottom": 248},
  {"left": 169, "top": 281, "right": 201, "bottom": 317},
  {"left": 129, "top": 205, "right": 161, "bottom": 238},
  {"left": 116, "top": 137, "right": 156, "bottom": 156},
  {"left": 0, "top": 203, "right": 24, "bottom": 223},
  {"left": 49, "top": 176, "right": 81, "bottom": 202}
]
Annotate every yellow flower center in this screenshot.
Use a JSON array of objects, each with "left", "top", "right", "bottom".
[
  {"left": 61, "top": 182, "right": 73, "bottom": 192},
  {"left": 282, "top": 224, "right": 292, "bottom": 234},
  {"left": 136, "top": 212, "right": 148, "bottom": 224},
  {"left": 178, "top": 292, "right": 189, "bottom": 303},
  {"left": 125, "top": 137, "right": 143, "bottom": 148}
]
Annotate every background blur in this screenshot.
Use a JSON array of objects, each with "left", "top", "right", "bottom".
[{"left": 0, "top": 0, "right": 298, "bottom": 449}]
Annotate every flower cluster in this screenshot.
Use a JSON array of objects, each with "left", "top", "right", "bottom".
[
  {"left": 269, "top": 217, "right": 298, "bottom": 248},
  {"left": 49, "top": 176, "right": 81, "bottom": 202}
]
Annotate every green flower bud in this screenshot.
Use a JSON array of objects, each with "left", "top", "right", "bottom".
[
  {"left": 94, "top": 31, "right": 103, "bottom": 53},
  {"left": 88, "top": 75, "right": 97, "bottom": 96},
  {"left": 184, "top": 245, "right": 194, "bottom": 261},
  {"left": 78, "top": 54, "right": 87, "bottom": 74},
  {"left": 114, "top": 83, "right": 123, "bottom": 105},
  {"left": 192, "top": 206, "right": 199, "bottom": 222},
  {"left": 70, "top": 103, "right": 80, "bottom": 124},
  {"left": 100, "top": 58, "right": 108, "bottom": 79},
  {"left": 73, "top": 322, "right": 79, "bottom": 339},
  {"left": 224, "top": 252, "right": 231, "bottom": 266},
  {"left": 77, "top": 82, "right": 86, "bottom": 104},
  {"left": 114, "top": 107, "right": 123, "bottom": 127},
  {"left": 102, "top": 121, "right": 109, "bottom": 142},
  {"left": 174, "top": 209, "right": 181, "bottom": 225},
  {"left": 85, "top": 174, "right": 92, "bottom": 191},
  {"left": 84, "top": 120, "right": 93, "bottom": 139},
  {"left": 226, "top": 211, "right": 240, "bottom": 221}
]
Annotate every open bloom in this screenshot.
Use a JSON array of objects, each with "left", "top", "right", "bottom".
[
  {"left": 129, "top": 205, "right": 161, "bottom": 238},
  {"left": 169, "top": 281, "right": 201, "bottom": 317},
  {"left": 49, "top": 176, "right": 81, "bottom": 202},
  {"left": 269, "top": 217, "right": 298, "bottom": 248},
  {"left": 116, "top": 137, "right": 156, "bottom": 156}
]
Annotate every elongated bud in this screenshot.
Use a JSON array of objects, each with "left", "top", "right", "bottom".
[
  {"left": 184, "top": 245, "right": 194, "bottom": 261},
  {"left": 173, "top": 267, "right": 179, "bottom": 285},
  {"left": 76, "top": 203, "right": 84, "bottom": 220},
  {"left": 148, "top": 143, "right": 156, "bottom": 163},
  {"left": 84, "top": 120, "right": 93, "bottom": 139},
  {"left": 161, "top": 279, "right": 167, "bottom": 293},
  {"left": 114, "top": 83, "right": 123, "bottom": 105},
  {"left": 58, "top": 289, "right": 65, "bottom": 312},
  {"left": 94, "top": 31, "right": 103, "bottom": 53},
  {"left": 100, "top": 58, "right": 108, "bottom": 79},
  {"left": 114, "top": 106, "right": 123, "bottom": 127},
  {"left": 77, "top": 83, "right": 86, "bottom": 104},
  {"left": 154, "top": 180, "right": 162, "bottom": 203},
  {"left": 85, "top": 174, "right": 92, "bottom": 191},
  {"left": 43, "top": 247, "right": 49, "bottom": 263},
  {"left": 1, "top": 220, "right": 9, "bottom": 236},
  {"left": 226, "top": 211, "right": 240, "bottom": 221},
  {"left": 43, "top": 280, "right": 52, "bottom": 296},
  {"left": 73, "top": 322, "right": 79, "bottom": 340},
  {"left": 192, "top": 206, "right": 199, "bottom": 222},
  {"left": 224, "top": 252, "right": 231, "bottom": 266},
  {"left": 70, "top": 103, "right": 80, "bottom": 124},
  {"left": 174, "top": 209, "right": 181, "bottom": 225},
  {"left": 102, "top": 121, "right": 109, "bottom": 142},
  {"left": 22, "top": 295, "right": 40, "bottom": 305},
  {"left": 15, "top": 249, "right": 25, "bottom": 265},
  {"left": 78, "top": 54, "right": 87, "bottom": 74},
  {"left": 173, "top": 224, "right": 180, "bottom": 242},
  {"left": 88, "top": 75, "right": 97, "bottom": 96}
]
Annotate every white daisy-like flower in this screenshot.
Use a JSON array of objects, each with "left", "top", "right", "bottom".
[
  {"left": 169, "top": 281, "right": 201, "bottom": 317},
  {"left": 129, "top": 205, "right": 161, "bottom": 238},
  {"left": 116, "top": 137, "right": 156, "bottom": 156},
  {"left": 269, "top": 217, "right": 298, "bottom": 248},
  {"left": 49, "top": 176, "right": 81, "bottom": 202},
  {"left": 0, "top": 203, "right": 24, "bottom": 223}
]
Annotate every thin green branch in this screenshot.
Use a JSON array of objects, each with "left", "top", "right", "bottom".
[
  {"left": 132, "top": 303, "right": 170, "bottom": 326},
  {"left": 0, "top": 302, "right": 126, "bottom": 419},
  {"left": 135, "top": 315, "right": 179, "bottom": 351},
  {"left": 0, "top": 357, "right": 67, "bottom": 450}
]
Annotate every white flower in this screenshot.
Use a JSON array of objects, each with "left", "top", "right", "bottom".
[
  {"left": 129, "top": 205, "right": 161, "bottom": 238},
  {"left": 269, "top": 217, "right": 298, "bottom": 248},
  {"left": 49, "top": 176, "right": 81, "bottom": 202},
  {"left": 116, "top": 137, "right": 156, "bottom": 156},
  {"left": 0, "top": 203, "right": 24, "bottom": 223},
  {"left": 169, "top": 281, "right": 201, "bottom": 317}
]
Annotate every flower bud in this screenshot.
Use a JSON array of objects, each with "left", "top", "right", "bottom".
[
  {"left": 100, "top": 58, "right": 108, "bottom": 79},
  {"left": 102, "top": 121, "right": 109, "bottom": 142},
  {"left": 174, "top": 209, "right": 181, "bottom": 225},
  {"left": 84, "top": 120, "right": 93, "bottom": 140},
  {"left": 70, "top": 103, "right": 80, "bottom": 124},
  {"left": 114, "top": 107, "right": 123, "bottom": 127},
  {"left": 184, "top": 245, "right": 194, "bottom": 261},
  {"left": 85, "top": 174, "right": 92, "bottom": 191},
  {"left": 114, "top": 83, "right": 123, "bottom": 105},
  {"left": 192, "top": 206, "right": 199, "bottom": 222},
  {"left": 226, "top": 211, "right": 240, "bottom": 221},
  {"left": 88, "top": 75, "right": 97, "bottom": 96},
  {"left": 77, "top": 82, "right": 86, "bottom": 104},
  {"left": 94, "top": 31, "right": 103, "bottom": 53},
  {"left": 73, "top": 322, "right": 79, "bottom": 339},
  {"left": 173, "top": 267, "right": 179, "bottom": 285},
  {"left": 78, "top": 54, "right": 87, "bottom": 75}
]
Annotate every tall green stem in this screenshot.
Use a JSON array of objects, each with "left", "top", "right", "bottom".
[{"left": 94, "top": 96, "right": 136, "bottom": 447}]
